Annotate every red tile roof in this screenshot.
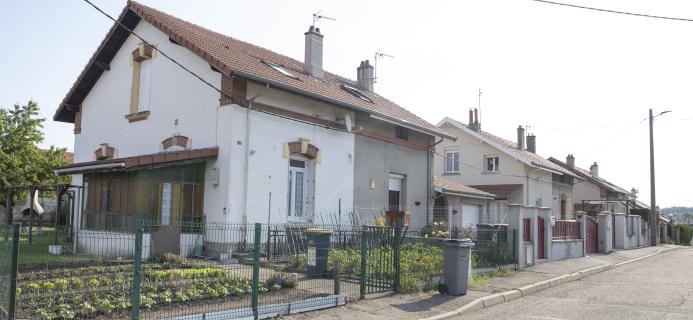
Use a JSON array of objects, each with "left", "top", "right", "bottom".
[{"left": 55, "top": 1, "right": 450, "bottom": 138}]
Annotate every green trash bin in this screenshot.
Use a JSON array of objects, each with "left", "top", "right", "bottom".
[{"left": 306, "top": 228, "right": 332, "bottom": 277}]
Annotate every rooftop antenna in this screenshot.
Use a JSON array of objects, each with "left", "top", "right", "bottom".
[
  {"left": 312, "top": 11, "right": 337, "bottom": 27},
  {"left": 374, "top": 50, "right": 394, "bottom": 83},
  {"left": 478, "top": 88, "right": 482, "bottom": 123}
]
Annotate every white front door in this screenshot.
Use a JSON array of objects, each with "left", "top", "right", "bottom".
[{"left": 288, "top": 159, "right": 311, "bottom": 221}]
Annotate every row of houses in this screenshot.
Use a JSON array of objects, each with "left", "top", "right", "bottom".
[{"left": 49, "top": 2, "right": 665, "bottom": 261}]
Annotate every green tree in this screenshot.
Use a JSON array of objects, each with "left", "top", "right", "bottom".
[{"left": 0, "top": 100, "right": 69, "bottom": 192}]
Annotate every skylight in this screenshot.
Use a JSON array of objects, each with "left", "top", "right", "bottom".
[
  {"left": 261, "top": 60, "right": 299, "bottom": 80},
  {"left": 340, "top": 84, "right": 373, "bottom": 103}
]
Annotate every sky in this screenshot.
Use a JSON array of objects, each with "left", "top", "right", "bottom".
[{"left": 1, "top": 0, "right": 692, "bottom": 207}]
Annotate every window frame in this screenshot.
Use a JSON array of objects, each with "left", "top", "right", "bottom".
[
  {"left": 484, "top": 155, "right": 500, "bottom": 173},
  {"left": 444, "top": 148, "right": 460, "bottom": 173}
]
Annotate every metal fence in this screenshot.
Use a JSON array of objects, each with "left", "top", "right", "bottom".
[
  {"left": 552, "top": 220, "right": 581, "bottom": 240},
  {"left": 2, "top": 219, "right": 518, "bottom": 319},
  {"left": 0, "top": 225, "right": 19, "bottom": 320}
]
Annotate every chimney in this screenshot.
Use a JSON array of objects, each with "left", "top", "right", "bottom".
[
  {"left": 356, "top": 60, "right": 374, "bottom": 91},
  {"left": 517, "top": 126, "right": 525, "bottom": 150},
  {"left": 566, "top": 154, "right": 575, "bottom": 168},
  {"left": 590, "top": 162, "right": 599, "bottom": 177},
  {"left": 468, "top": 108, "right": 481, "bottom": 132},
  {"left": 526, "top": 134, "right": 536, "bottom": 153},
  {"left": 304, "top": 26, "right": 324, "bottom": 79}
]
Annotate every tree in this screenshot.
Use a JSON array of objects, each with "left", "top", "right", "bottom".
[{"left": 0, "top": 100, "right": 70, "bottom": 192}]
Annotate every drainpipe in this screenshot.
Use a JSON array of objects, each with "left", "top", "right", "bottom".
[
  {"left": 242, "top": 83, "right": 270, "bottom": 225},
  {"left": 428, "top": 137, "right": 446, "bottom": 224}
]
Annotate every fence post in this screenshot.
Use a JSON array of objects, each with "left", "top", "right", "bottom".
[
  {"left": 513, "top": 229, "right": 518, "bottom": 267},
  {"left": 131, "top": 219, "right": 144, "bottom": 320},
  {"left": 359, "top": 225, "right": 367, "bottom": 299},
  {"left": 333, "top": 260, "right": 341, "bottom": 295},
  {"left": 8, "top": 224, "right": 20, "bottom": 320},
  {"left": 252, "top": 223, "right": 261, "bottom": 319},
  {"left": 393, "top": 217, "right": 402, "bottom": 293}
]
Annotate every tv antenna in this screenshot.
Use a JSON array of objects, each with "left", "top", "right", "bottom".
[
  {"left": 373, "top": 50, "right": 394, "bottom": 83},
  {"left": 312, "top": 11, "right": 336, "bottom": 27}
]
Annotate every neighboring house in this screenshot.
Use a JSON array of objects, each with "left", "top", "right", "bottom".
[
  {"left": 548, "top": 155, "right": 637, "bottom": 214},
  {"left": 432, "top": 176, "right": 496, "bottom": 230},
  {"left": 53, "top": 1, "right": 452, "bottom": 235},
  {"left": 435, "top": 112, "right": 580, "bottom": 221}
]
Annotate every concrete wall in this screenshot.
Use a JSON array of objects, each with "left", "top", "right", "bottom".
[
  {"left": 76, "top": 230, "right": 151, "bottom": 260},
  {"left": 551, "top": 239, "right": 584, "bottom": 261},
  {"left": 598, "top": 212, "right": 613, "bottom": 253},
  {"left": 354, "top": 113, "right": 431, "bottom": 228}
]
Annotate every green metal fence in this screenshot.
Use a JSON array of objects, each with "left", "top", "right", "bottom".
[
  {"left": 3, "top": 219, "right": 517, "bottom": 319},
  {"left": 0, "top": 225, "right": 19, "bottom": 320}
]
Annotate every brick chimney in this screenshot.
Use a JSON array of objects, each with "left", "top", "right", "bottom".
[
  {"left": 566, "top": 154, "right": 575, "bottom": 167},
  {"left": 468, "top": 108, "right": 481, "bottom": 132},
  {"left": 526, "top": 134, "right": 536, "bottom": 153},
  {"left": 517, "top": 126, "right": 525, "bottom": 150},
  {"left": 590, "top": 162, "right": 599, "bottom": 177},
  {"left": 356, "top": 60, "right": 374, "bottom": 92},
  {"left": 304, "top": 26, "right": 324, "bottom": 79}
]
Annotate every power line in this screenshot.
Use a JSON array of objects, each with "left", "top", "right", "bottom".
[{"left": 529, "top": 0, "right": 693, "bottom": 22}]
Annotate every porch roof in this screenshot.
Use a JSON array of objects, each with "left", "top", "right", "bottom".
[
  {"left": 54, "top": 147, "right": 218, "bottom": 175},
  {"left": 434, "top": 176, "right": 496, "bottom": 200}
]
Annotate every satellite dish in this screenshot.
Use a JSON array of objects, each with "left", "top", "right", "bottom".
[{"left": 345, "top": 115, "right": 352, "bottom": 133}]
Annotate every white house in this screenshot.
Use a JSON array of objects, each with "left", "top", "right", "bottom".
[
  {"left": 53, "top": 0, "right": 452, "bottom": 253},
  {"left": 435, "top": 112, "right": 581, "bottom": 222}
]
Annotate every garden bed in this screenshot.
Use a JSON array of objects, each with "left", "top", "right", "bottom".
[{"left": 16, "top": 259, "right": 297, "bottom": 319}]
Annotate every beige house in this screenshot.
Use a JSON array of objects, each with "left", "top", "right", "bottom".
[{"left": 435, "top": 114, "right": 581, "bottom": 221}]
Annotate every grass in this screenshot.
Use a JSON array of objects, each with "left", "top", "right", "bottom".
[
  {"left": 468, "top": 268, "right": 516, "bottom": 288},
  {"left": 17, "top": 227, "right": 98, "bottom": 267}
]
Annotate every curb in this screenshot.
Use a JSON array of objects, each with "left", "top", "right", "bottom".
[{"left": 420, "top": 247, "right": 679, "bottom": 320}]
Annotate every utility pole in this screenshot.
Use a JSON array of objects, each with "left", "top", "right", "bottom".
[
  {"left": 649, "top": 109, "right": 672, "bottom": 246},
  {"left": 649, "top": 109, "right": 657, "bottom": 246}
]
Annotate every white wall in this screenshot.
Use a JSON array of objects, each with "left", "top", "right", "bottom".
[{"left": 76, "top": 229, "right": 151, "bottom": 260}]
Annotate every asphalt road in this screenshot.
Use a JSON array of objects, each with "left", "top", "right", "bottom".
[{"left": 460, "top": 248, "right": 693, "bottom": 320}]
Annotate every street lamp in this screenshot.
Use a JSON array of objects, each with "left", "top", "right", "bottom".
[{"left": 649, "top": 109, "right": 672, "bottom": 245}]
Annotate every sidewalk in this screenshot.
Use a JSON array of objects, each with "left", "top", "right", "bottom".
[{"left": 280, "top": 245, "right": 679, "bottom": 320}]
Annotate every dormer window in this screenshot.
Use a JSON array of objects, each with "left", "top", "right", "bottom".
[
  {"left": 262, "top": 60, "right": 299, "bottom": 80},
  {"left": 341, "top": 84, "right": 373, "bottom": 103}
]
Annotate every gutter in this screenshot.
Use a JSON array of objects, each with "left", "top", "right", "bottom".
[
  {"left": 231, "top": 70, "right": 455, "bottom": 140},
  {"left": 54, "top": 162, "right": 126, "bottom": 176}
]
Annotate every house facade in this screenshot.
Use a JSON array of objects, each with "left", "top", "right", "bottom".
[
  {"left": 53, "top": 2, "right": 451, "bottom": 236},
  {"left": 434, "top": 113, "right": 580, "bottom": 223}
]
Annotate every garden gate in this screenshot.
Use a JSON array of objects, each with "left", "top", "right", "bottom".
[
  {"left": 586, "top": 216, "right": 598, "bottom": 254},
  {"left": 360, "top": 225, "right": 401, "bottom": 296}
]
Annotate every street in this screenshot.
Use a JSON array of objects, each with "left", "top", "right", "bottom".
[{"left": 461, "top": 248, "right": 693, "bottom": 320}]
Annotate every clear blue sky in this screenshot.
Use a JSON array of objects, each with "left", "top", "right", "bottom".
[{"left": 1, "top": 0, "right": 692, "bottom": 207}]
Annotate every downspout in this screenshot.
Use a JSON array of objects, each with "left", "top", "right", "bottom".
[
  {"left": 428, "top": 137, "right": 446, "bottom": 224},
  {"left": 242, "top": 83, "right": 270, "bottom": 225}
]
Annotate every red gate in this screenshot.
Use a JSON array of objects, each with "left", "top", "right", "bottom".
[
  {"left": 538, "top": 217, "right": 545, "bottom": 259},
  {"left": 586, "top": 216, "right": 598, "bottom": 254}
]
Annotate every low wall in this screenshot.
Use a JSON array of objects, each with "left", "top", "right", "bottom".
[
  {"left": 76, "top": 229, "right": 151, "bottom": 260},
  {"left": 625, "top": 234, "right": 638, "bottom": 249},
  {"left": 550, "top": 239, "right": 583, "bottom": 261}
]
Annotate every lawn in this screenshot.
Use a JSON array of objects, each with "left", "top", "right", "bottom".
[{"left": 17, "top": 227, "right": 97, "bottom": 267}]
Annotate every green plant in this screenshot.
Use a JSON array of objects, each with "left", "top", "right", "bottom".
[
  {"left": 36, "top": 308, "right": 54, "bottom": 320},
  {"left": 96, "top": 298, "right": 114, "bottom": 314},
  {"left": 58, "top": 304, "right": 75, "bottom": 319},
  {"left": 163, "top": 252, "right": 187, "bottom": 264},
  {"left": 79, "top": 302, "right": 96, "bottom": 315},
  {"left": 140, "top": 294, "right": 155, "bottom": 309}
]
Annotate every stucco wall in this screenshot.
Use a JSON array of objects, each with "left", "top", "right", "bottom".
[
  {"left": 435, "top": 123, "right": 525, "bottom": 203},
  {"left": 353, "top": 113, "right": 431, "bottom": 228},
  {"left": 551, "top": 239, "right": 584, "bottom": 261}
]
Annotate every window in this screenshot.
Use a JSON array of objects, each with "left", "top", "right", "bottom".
[
  {"left": 262, "top": 60, "right": 299, "bottom": 79},
  {"left": 445, "top": 149, "right": 460, "bottom": 173},
  {"left": 340, "top": 84, "right": 373, "bottom": 103},
  {"left": 484, "top": 156, "right": 499, "bottom": 172},
  {"left": 395, "top": 126, "right": 409, "bottom": 140},
  {"left": 138, "top": 59, "right": 152, "bottom": 111}
]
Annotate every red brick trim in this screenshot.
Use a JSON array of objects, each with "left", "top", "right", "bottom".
[
  {"left": 287, "top": 140, "right": 319, "bottom": 159},
  {"left": 162, "top": 135, "right": 189, "bottom": 150},
  {"left": 353, "top": 129, "right": 428, "bottom": 151},
  {"left": 94, "top": 143, "right": 117, "bottom": 160},
  {"left": 251, "top": 101, "right": 347, "bottom": 131},
  {"left": 125, "top": 110, "right": 150, "bottom": 122}
]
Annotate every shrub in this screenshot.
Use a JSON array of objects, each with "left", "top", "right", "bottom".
[
  {"left": 265, "top": 273, "right": 298, "bottom": 290},
  {"left": 163, "top": 252, "right": 187, "bottom": 264}
]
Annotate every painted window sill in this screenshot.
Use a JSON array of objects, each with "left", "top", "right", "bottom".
[
  {"left": 482, "top": 171, "right": 500, "bottom": 174},
  {"left": 125, "top": 110, "right": 150, "bottom": 122},
  {"left": 443, "top": 172, "right": 461, "bottom": 175}
]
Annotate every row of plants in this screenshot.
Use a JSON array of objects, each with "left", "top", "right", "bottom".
[{"left": 18, "top": 255, "right": 296, "bottom": 319}]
